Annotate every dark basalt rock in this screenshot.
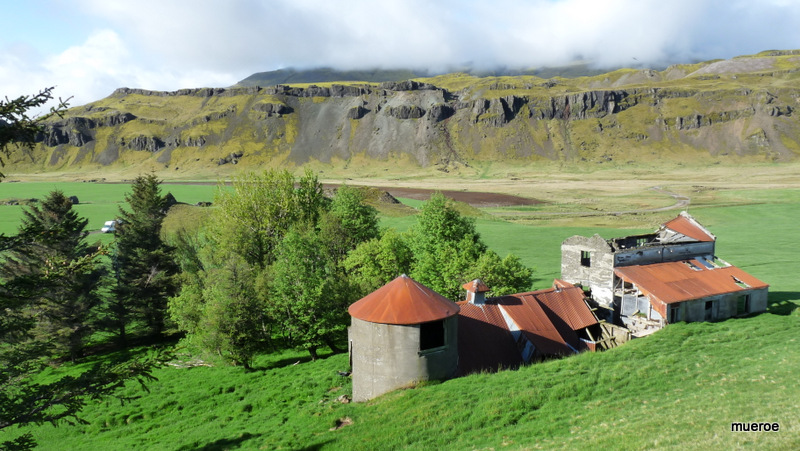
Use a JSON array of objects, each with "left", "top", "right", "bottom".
[
  {"left": 347, "top": 105, "right": 369, "bottom": 119},
  {"left": 217, "top": 151, "right": 244, "bottom": 165},
  {"left": 386, "top": 105, "right": 426, "bottom": 119},
  {"left": 252, "top": 102, "right": 293, "bottom": 116},
  {"left": 122, "top": 135, "right": 166, "bottom": 152},
  {"left": 428, "top": 104, "right": 455, "bottom": 122}
]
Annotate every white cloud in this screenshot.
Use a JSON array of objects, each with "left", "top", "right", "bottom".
[
  {"left": 3, "top": 0, "right": 800, "bottom": 112},
  {"left": 1, "top": 28, "right": 239, "bottom": 113},
  {"left": 73, "top": 0, "right": 800, "bottom": 72}
]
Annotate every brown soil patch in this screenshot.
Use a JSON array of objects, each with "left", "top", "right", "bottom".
[
  {"left": 372, "top": 186, "right": 544, "bottom": 207},
  {"left": 319, "top": 184, "right": 543, "bottom": 207},
  {"left": 162, "top": 181, "right": 542, "bottom": 207}
]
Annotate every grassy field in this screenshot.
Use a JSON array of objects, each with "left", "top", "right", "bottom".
[
  {"left": 0, "top": 182, "right": 220, "bottom": 236},
  {"left": 4, "top": 164, "right": 800, "bottom": 449}
]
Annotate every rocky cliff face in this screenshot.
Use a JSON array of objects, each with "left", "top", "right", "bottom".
[{"left": 25, "top": 52, "right": 800, "bottom": 172}]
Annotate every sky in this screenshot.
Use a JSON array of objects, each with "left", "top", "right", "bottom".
[{"left": 2, "top": 0, "right": 800, "bottom": 114}]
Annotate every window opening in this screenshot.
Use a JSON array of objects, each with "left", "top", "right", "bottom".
[
  {"left": 737, "top": 294, "right": 751, "bottom": 315},
  {"left": 669, "top": 305, "right": 680, "bottom": 323},
  {"left": 420, "top": 320, "right": 445, "bottom": 350},
  {"left": 704, "top": 301, "right": 714, "bottom": 321},
  {"left": 580, "top": 251, "right": 591, "bottom": 267}
]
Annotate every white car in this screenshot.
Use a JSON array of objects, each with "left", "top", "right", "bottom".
[{"left": 101, "top": 220, "right": 117, "bottom": 233}]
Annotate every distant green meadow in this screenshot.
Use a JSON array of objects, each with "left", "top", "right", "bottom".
[
  {"left": 0, "top": 182, "right": 220, "bottom": 236},
  {"left": 8, "top": 184, "right": 800, "bottom": 449}
]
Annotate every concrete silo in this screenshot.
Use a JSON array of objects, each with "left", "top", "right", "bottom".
[{"left": 348, "top": 274, "right": 460, "bottom": 402}]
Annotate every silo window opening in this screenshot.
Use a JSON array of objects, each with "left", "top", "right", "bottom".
[{"left": 420, "top": 320, "right": 445, "bottom": 351}]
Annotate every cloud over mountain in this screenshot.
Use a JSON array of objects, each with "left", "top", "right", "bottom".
[{"left": 3, "top": 0, "right": 800, "bottom": 111}]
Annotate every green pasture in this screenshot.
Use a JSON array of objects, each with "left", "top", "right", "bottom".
[
  {"left": 10, "top": 185, "right": 800, "bottom": 449},
  {"left": 0, "top": 182, "right": 220, "bottom": 235}
]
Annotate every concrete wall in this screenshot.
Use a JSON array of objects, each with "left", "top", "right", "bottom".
[
  {"left": 663, "top": 287, "right": 769, "bottom": 323},
  {"left": 563, "top": 234, "right": 717, "bottom": 310},
  {"left": 614, "top": 242, "right": 715, "bottom": 267},
  {"left": 349, "top": 316, "right": 459, "bottom": 402},
  {"left": 561, "top": 234, "right": 615, "bottom": 307}
]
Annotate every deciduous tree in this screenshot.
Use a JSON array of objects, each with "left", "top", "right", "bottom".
[
  {"left": 406, "top": 192, "right": 534, "bottom": 300},
  {"left": 209, "top": 169, "right": 326, "bottom": 268},
  {"left": 343, "top": 228, "right": 414, "bottom": 295},
  {"left": 269, "top": 227, "right": 350, "bottom": 359}
]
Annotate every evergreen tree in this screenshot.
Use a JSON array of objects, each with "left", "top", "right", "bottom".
[
  {"left": 111, "top": 174, "right": 178, "bottom": 342},
  {"left": 0, "top": 87, "right": 69, "bottom": 181},
  {"left": 0, "top": 90, "right": 159, "bottom": 450},
  {"left": 0, "top": 190, "right": 103, "bottom": 360}
]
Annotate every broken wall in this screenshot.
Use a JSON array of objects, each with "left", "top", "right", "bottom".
[
  {"left": 561, "top": 234, "right": 615, "bottom": 307},
  {"left": 614, "top": 242, "right": 715, "bottom": 267}
]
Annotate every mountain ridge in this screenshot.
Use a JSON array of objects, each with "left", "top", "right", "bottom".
[{"left": 8, "top": 50, "right": 800, "bottom": 177}]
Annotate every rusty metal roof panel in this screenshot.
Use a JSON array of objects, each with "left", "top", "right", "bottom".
[
  {"left": 615, "top": 262, "right": 769, "bottom": 304},
  {"left": 456, "top": 302, "right": 523, "bottom": 374},
  {"left": 497, "top": 294, "right": 575, "bottom": 356},
  {"left": 534, "top": 285, "right": 598, "bottom": 331},
  {"left": 462, "top": 279, "right": 490, "bottom": 293},
  {"left": 348, "top": 275, "right": 460, "bottom": 325},
  {"left": 663, "top": 214, "right": 716, "bottom": 242}
]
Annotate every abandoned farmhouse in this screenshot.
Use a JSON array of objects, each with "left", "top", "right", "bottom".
[{"left": 348, "top": 212, "right": 769, "bottom": 401}]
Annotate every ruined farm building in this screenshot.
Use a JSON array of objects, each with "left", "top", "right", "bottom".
[
  {"left": 561, "top": 212, "right": 768, "bottom": 332},
  {"left": 348, "top": 275, "right": 460, "bottom": 402},
  {"left": 457, "top": 279, "right": 620, "bottom": 375}
]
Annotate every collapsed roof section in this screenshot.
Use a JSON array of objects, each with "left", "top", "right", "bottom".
[
  {"left": 658, "top": 211, "right": 716, "bottom": 243},
  {"left": 457, "top": 280, "right": 600, "bottom": 374},
  {"left": 607, "top": 211, "right": 715, "bottom": 251}
]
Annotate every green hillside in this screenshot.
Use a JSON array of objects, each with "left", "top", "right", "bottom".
[
  {"left": 16, "top": 189, "right": 800, "bottom": 449},
  {"left": 5, "top": 50, "right": 800, "bottom": 180}
]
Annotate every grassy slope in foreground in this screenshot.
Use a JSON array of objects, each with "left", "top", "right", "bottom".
[{"left": 14, "top": 188, "right": 799, "bottom": 450}]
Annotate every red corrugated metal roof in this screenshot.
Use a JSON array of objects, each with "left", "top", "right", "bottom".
[
  {"left": 348, "top": 274, "right": 460, "bottom": 325},
  {"left": 456, "top": 302, "right": 523, "bottom": 374},
  {"left": 500, "top": 293, "right": 575, "bottom": 356},
  {"left": 534, "top": 285, "right": 598, "bottom": 331},
  {"left": 462, "top": 279, "right": 490, "bottom": 293},
  {"left": 615, "top": 261, "right": 769, "bottom": 304},
  {"left": 663, "top": 214, "right": 715, "bottom": 242}
]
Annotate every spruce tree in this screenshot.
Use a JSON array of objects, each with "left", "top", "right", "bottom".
[
  {"left": 111, "top": 174, "right": 178, "bottom": 342},
  {"left": 0, "top": 190, "right": 102, "bottom": 360}
]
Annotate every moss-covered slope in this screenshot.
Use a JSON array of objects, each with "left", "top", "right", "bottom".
[{"left": 12, "top": 50, "right": 800, "bottom": 176}]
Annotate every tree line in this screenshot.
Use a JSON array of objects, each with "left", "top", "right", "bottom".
[
  {"left": 1, "top": 88, "right": 533, "bottom": 449},
  {"left": 169, "top": 169, "right": 534, "bottom": 367}
]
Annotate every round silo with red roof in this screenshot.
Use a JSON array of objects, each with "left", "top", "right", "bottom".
[{"left": 348, "top": 274, "right": 460, "bottom": 402}]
